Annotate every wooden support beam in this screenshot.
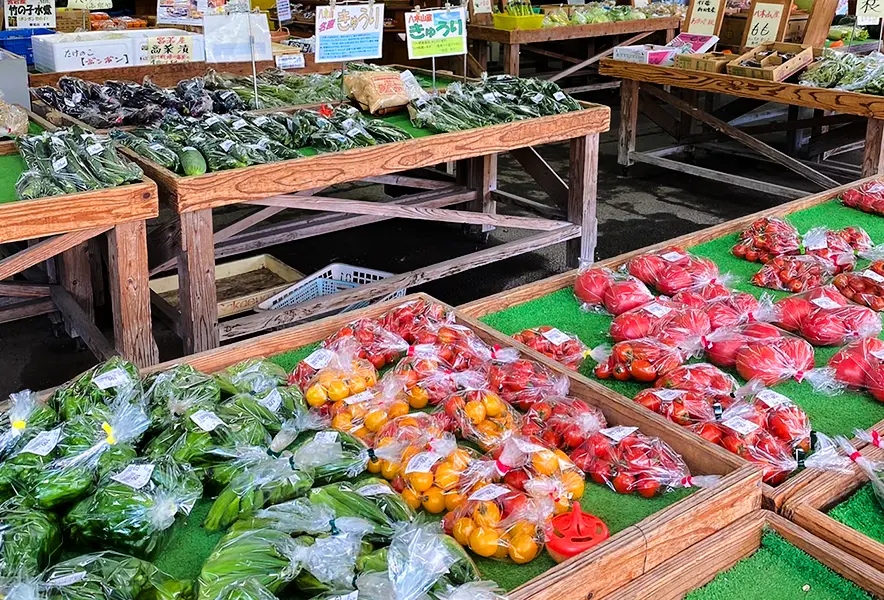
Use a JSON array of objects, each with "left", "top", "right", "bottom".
[
  {"left": 218, "top": 226, "right": 580, "bottom": 341},
  {"left": 468, "top": 154, "right": 497, "bottom": 234},
  {"left": 510, "top": 147, "right": 568, "bottom": 205},
  {"left": 520, "top": 45, "right": 583, "bottom": 64},
  {"left": 58, "top": 242, "right": 94, "bottom": 339},
  {"left": 681, "top": 114, "right": 860, "bottom": 146},
  {"left": 638, "top": 91, "right": 679, "bottom": 139},
  {"left": 0, "top": 282, "right": 51, "bottom": 298},
  {"left": 178, "top": 209, "right": 219, "bottom": 354},
  {"left": 548, "top": 31, "right": 651, "bottom": 83},
  {"left": 567, "top": 134, "right": 599, "bottom": 267},
  {"left": 562, "top": 81, "right": 621, "bottom": 94},
  {"left": 804, "top": 122, "right": 866, "bottom": 158},
  {"left": 502, "top": 43, "right": 520, "bottom": 76},
  {"left": 492, "top": 190, "right": 566, "bottom": 219},
  {"left": 0, "top": 298, "right": 56, "bottom": 325},
  {"left": 642, "top": 84, "right": 839, "bottom": 189},
  {"left": 50, "top": 285, "right": 116, "bottom": 361},
  {"left": 863, "top": 117, "right": 884, "bottom": 177},
  {"left": 619, "top": 79, "right": 640, "bottom": 167},
  {"left": 150, "top": 289, "right": 183, "bottom": 338},
  {"left": 0, "top": 227, "right": 110, "bottom": 282},
  {"left": 361, "top": 175, "right": 454, "bottom": 190}
]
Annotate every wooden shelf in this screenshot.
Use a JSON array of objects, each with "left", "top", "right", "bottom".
[{"left": 467, "top": 16, "right": 681, "bottom": 44}]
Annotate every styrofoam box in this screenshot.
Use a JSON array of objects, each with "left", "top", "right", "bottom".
[{"left": 32, "top": 29, "right": 204, "bottom": 73}]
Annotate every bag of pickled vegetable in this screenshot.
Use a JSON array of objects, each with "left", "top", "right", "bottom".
[
  {"left": 410, "top": 321, "right": 519, "bottom": 373},
  {"left": 520, "top": 395, "right": 607, "bottom": 451},
  {"left": 487, "top": 359, "right": 569, "bottom": 411},
  {"left": 301, "top": 340, "right": 380, "bottom": 410},
  {"left": 49, "top": 357, "right": 141, "bottom": 420},
  {"left": 345, "top": 70, "right": 410, "bottom": 114},
  {"left": 329, "top": 375, "right": 410, "bottom": 445},
  {"left": 323, "top": 318, "right": 409, "bottom": 369},
  {"left": 379, "top": 299, "right": 452, "bottom": 343},
  {"left": 592, "top": 338, "right": 686, "bottom": 383},
  {"left": 627, "top": 246, "right": 720, "bottom": 295},
  {"left": 573, "top": 265, "right": 654, "bottom": 315},
  {"left": 0, "top": 390, "right": 57, "bottom": 460},
  {"left": 65, "top": 456, "right": 203, "bottom": 556},
  {"left": 443, "top": 389, "right": 522, "bottom": 452},
  {"left": 512, "top": 327, "right": 589, "bottom": 370},
  {"left": 0, "top": 497, "right": 61, "bottom": 577},
  {"left": 392, "top": 344, "right": 487, "bottom": 409},
  {"left": 214, "top": 358, "right": 288, "bottom": 397},
  {"left": 43, "top": 551, "right": 192, "bottom": 600}
]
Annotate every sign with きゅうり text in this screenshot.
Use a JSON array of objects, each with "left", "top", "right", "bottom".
[
  {"left": 405, "top": 7, "right": 467, "bottom": 60},
  {"left": 858, "top": 0, "right": 884, "bottom": 20},
  {"left": 145, "top": 35, "right": 194, "bottom": 64},
  {"left": 743, "top": 0, "right": 789, "bottom": 47},
  {"left": 684, "top": 0, "right": 726, "bottom": 35},
  {"left": 3, "top": 0, "right": 55, "bottom": 29},
  {"left": 315, "top": 3, "right": 385, "bottom": 63}
]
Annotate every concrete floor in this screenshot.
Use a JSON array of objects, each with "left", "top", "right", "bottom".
[{"left": 0, "top": 96, "right": 845, "bottom": 397}]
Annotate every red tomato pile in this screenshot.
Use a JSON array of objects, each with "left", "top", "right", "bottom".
[
  {"left": 655, "top": 363, "right": 739, "bottom": 396},
  {"left": 704, "top": 322, "right": 785, "bottom": 368},
  {"left": 411, "top": 321, "right": 518, "bottom": 372},
  {"left": 825, "top": 337, "right": 884, "bottom": 402},
  {"left": 627, "top": 246, "right": 720, "bottom": 295},
  {"left": 840, "top": 180, "right": 884, "bottom": 216},
  {"left": 488, "top": 359, "right": 570, "bottom": 411},
  {"left": 735, "top": 336, "right": 815, "bottom": 386},
  {"left": 732, "top": 217, "right": 801, "bottom": 263},
  {"left": 573, "top": 266, "right": 655, "bottom": 315},
  {"left": 379, "top": 298, "right": 451, "bottom": 343},
  {"left": 609, "top": 299, "right": 681, "bottom": 342},
  {"left": 323, "top": 318, "right": 410, "bottom": 369},
  {"left": 634, "top": 388, "right": 729, "bottom": 426},
  {"left": 833, "top": 262, "right": 884, "bottom": 311},
  {"left": 774, "top": 285, "right": 881, "bottom": 346},
  {"left": 801, "top": 227, "right": 858, "bottom": 274},
  {"left": 392, "top": 345, "right": 486, "bottom": 408},
  {"left": 512, "top": 326, "right": 589, "bottom": 370},
  {"left": 520, "top": 396, "right": 607, "bottom": 450},
  {"left": 751, "top": 255, "right": 833, "bottom": 293},
  {"left": 593, "top": 338, "right": 685, "bottom": 383}
]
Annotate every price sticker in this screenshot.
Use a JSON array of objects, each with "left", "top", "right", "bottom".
[
  {"left": 661, "top": 251, "right": 685, "bottom": 262},
  {"left": 149, "top": 143, "right": 167, "bottom": 152},
  {"left": 93, "top": 368, "right": 130, "bottom": 390},
  {"left": 811, "top": 297, "right": 842, "bottom": 310},
  {"left": 219, "top": 140, "right": 235, "bottom": 152},
  {"left": 482, "top": 92, "right": 497, "bottom": 102},
  {"left": 313, "top": 431, "right": 339, "bottom": 444},
  {"left": 862, "top": 269, "right": 884, "bottom": 283},
  {"left": 722, "top": 417, "right": 760, "bottom": 436},
  {"left": 46, "top": 572, "right": 87, "bottom": 587},
  {"left": 553, "top": 91, "right": 566, "bottom": 101},
  {"left": 112, "top": 464, "right": 155, "bottom": 489},
  {"left": 358, "top": 484, "right": 394, "bottom": 497},
  {"left": 253, "top": 116, "right": 270, "bottom": 126},
  {"left": 643, "top": 303, "right": 672, "bottom": 318},
  {"left": 468, "top": 484, "right": 510, "bottom": 501},
  {"left": 345, "top": 390, "right": 374, "bottom": 405},
  {"left": 190, "top": 410, "right": 226, "bottom": 432},
  {"left": 600, "top": 426, "right": 639, "bottom": 442},
  {"left": 405, "top": 452, "right": 441, "bottom": 474},
  {"left": 513, "top": 436, "right": 547, "bottom": 453},
  {"left": 86, "top": 143, "right": 104, "bottom": 156},
  {"left": 531, "top": 92, "right": 544, "bottom": 104},
  {"left": 20, "top": 427, "right": 62, "bottom": 456},
  {"left": 756, "top": 389, "right": 791, "bottom": 408},
  {"left": 303, "top": 348, "right": 334, "bottom": 369},
  {"left": 653, "top": 389, "right": 685, "bottom": 401},
  {"left": 205, "top": 115, "right": 221, "bottom": 126},
  {"left": 232, "top": 119, "right": 248, "bottom": 130},
  {"left": 541, "top": 328, "right": 572, "bottom": 346},
  {"left": 257, "top": 389, "right": 283, "bottom": 413},
  {"left": 52, "top": 156, "right": 68, "bottom": 172}
]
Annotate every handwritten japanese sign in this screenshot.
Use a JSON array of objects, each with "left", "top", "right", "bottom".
[
  {"left": 684, "top": 0, "right": 724, "bottom": 35},
  {"left": 276, "top": 0, "right": 292, "bottom": 23},
  {"left": 3, "top": 0, "right": 55, "bottom": 29},
  {"left": 67, "top": 0, "right": 112, "bottom": 9},
  {"left": 145, "top": 35, "right": 194, "bottom": 64},
  {"left": 315, "top": 3, "right": 385, "bottom": 63},
  {"left": 471, "top": 0, "right": 492, "bottom": 13},
  {"left": 405, "top": 7, "right": 466, "bottom": 59},
  {"left": 744, "top": 1, "right": 786, "bottom": 46},
  {"left": 276, "top": 52, "right": 305, "bottom": 68},
  {"left": 59, "top": 44, "right": 131, "bottom": 70},
  {"left": 858, "top": 0, "right": 884, "bottom": 20}
]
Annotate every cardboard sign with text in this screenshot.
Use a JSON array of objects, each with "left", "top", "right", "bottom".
[
  {"left": 3, "top": 0, "right": 55, "bottom": 29},
  {"left": 684, "top": 0, "right": 726, "bottom": 35},
  {"left": 405, "top": 7, "right": 467, "bottom": 59},
  {"left": 315, "top": 3, "right": 385, "bottom": 63},
  {"left": 743, "top": 0, "right": 790, "bottom": 47}
]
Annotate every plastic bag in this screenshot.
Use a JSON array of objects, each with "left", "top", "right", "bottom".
[
  {"left": 573, "top": 265, "right": 654, "bottom": 315},
  {"left": 655, "top": 363, "right": 739, "bottom": 396},
  {"left": 432, "top": 581, "right": 508, "bottom": 600},
  {"left": 218, "top": 386, "right": 306, "bottom": 435},
  {"left": 269, "top": 410, "right": 329, "bottom": 455},
  {"left": 801, "top": 226, "right": 867, "bottom": 273},
  {"left": 732, "top": 217, "right": 800, "bottom": 263},
  {"left": 144, "top": 364, "right": 221, "bottom": 430},
  {"left": 443, "top": 389, "right": 521, "bottom": 452},
  {"left": 487, "top": 359, "right": 569, "bottom": 411},
  {"left": 49, "top": 357, "right": 141, "bottom": 421},
  {"left": 752, "top": 255, "right": 834, "bottom": 292},
  {"left": 329, "top": 375, "right": 410, "bottom": 445},
  {"left": 833, "top": 261, "right": 884, "bottom": 310},
  {"left": 626, "top": 246, "right": 720, "bottom": 295},
  {"left": 346, "top": 71, "right": 410, "bottom": 114},
  {"left": 287, "top": 429, "right": 371, "bottom": 484},
  {"left": 214, "top": 358, "right": 288, "bottom": 396},
  {"left": 379, "top": 299, "right": 453, "bottom": 343},
  {"left": 0, "top": 94, "right": 27, "bottom": 138},
  {"left": 855, "top": 428, "right": 884, "bottom": 450},
  {"left": 841, "top": 180, "right": 884, "bottom": 216},
  {"left": 735, "top": 335, "right": 815, "bottom": 386},
  {"left": 592, "top": 338, "right": 686, "bottom": 383},
  {"left": 520, "top": 395, "right": 607, "bottom": 451},
  {"left": 673, "top": 289, "right": 763, "bottom": 332},
  {"left": 774, "top": 285, "right": 881, "bottom": 345},
  {"left": 411, "top": 322, "right": 519, "bottom": 372},
  {"left": 806, "top": 337, "right": 884, "bottom": 398},
  {"left": 512, "top": 327, "right": 589, "bottom": 370},
  {"left": 634, "top": 388, "right": 730, "bottom": 427},
  {"left": 301, "top": 340, "right": 380, "bottom": 409},
  {"left": 609, "top": 298, "right": 682, "bottom": 342},
  {"left": 392, "top": 344, "right": 486, "bottom": 408},
  {"left": 306, "top": 480, "right": 416, "bottom": 541},
  {"left": 704, "top": 322, "right": 787, "bottom": 367},
  {"left": 324, "top": 318, "right": 409, "bottom": 369},
  {"left": 0, "top": 497, "right": 61, "bottom": 577},
  {"left": 0, "top": 390, "right": 57, "bottom": 461},
  {"left": 735, "top": 383, "right": 811, "bottom": 453}
]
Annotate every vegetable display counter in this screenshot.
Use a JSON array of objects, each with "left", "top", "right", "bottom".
[
  {"left": 138, "top": 291, "right": 761, "bottom": 600},
  {"left": 0, "top": 114, "right": 160, "bottom": 367},
  {"left": 467, "top": 17, "right": 681, "bottom": 93},
  {"left": 460, "top": 175, "right": 884, "bottom": 511},
  {"left": 598, "top": 58, "right": 884, "bottom": 199}
]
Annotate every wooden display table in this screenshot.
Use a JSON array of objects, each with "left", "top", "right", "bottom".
[
  {"left": 599, "top": 58, "right": 884, "bottom": 198},
  {"left": 129, "top": 103, "right": 610, "bottom": 354},
  {"left": 468, "top": 17, "right": 681, "bottom": 93},
  {"left": 0, "top": 117, "right": 160, "bottom": 367}
]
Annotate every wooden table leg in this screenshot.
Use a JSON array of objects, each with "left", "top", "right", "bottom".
[
  {"left": 107, "top": 220, "right": 159, "bottom": 367},
  {"left": 473, "top": 39, "right": 489, "bottom": 73},
  {"left": 618, "top": 79, "right": 639, "bottom": 170},
  {"left": 469, "top": 154, "right": 498, "bottom": 235},
  {"left": 178, "top": 208, "right": 219, "bottom": 354},
  {"left": 58, "top": 241, "right": 94, "bottom": 339},
  {"left": 863, "top": 117, "right": 884, "bottom": 177},
  {"left": 503, "top": 43, "right": 520, "bottom": 76},
  {"left": 567, "top": 134, "right": 599, "bottom": 268}
]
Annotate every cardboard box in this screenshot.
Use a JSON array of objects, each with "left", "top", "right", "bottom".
[
  {"left": 726, "top": 41, "right": 813, "bottom": 81},
  {"left": 613, "top": 44, "right": 678, "bottom": 65},
  {"left": 675, "top": 51, "right": 733, "bottom": 72},
  {"left": 55, "top": 9, "right": 90, "bottom": 33}
]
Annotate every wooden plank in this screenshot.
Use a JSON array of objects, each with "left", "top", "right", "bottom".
[
  {"left": 49, "top": 285, "right": 116, "bottom": 361},
  {"left": 520, "top": 45, "right": 583, "bottom": 65},
  {"left": 562, "top": 81, "right": 621, "bottom": 94},
  {"left": 620, "top": 79, "right": 641, "bottom": 167},
  {"left": 567, "top": 134, "right": 599, "bottom": 267},
  {"left": 0, "top": 282, "right": 51, "bottom": 298},
  {"left": 862, "top": 118, "right": 884, "bottom": 177},
  {"left": 107, "top": 220, "right": 159, "bottom": 368},
  {"left": 502, "top": 43, "right": 520, "bottom": 76},
  {"left": 491, "top": 190, "right": 565, "bottom": 219},
  {"left": 803, "top": 0, "right": 838, "bottom": 47},
  {"left": 0, "top": 227, "right": 111, "bottom": 282},
  {"left": 642, "top": 84, "right": 839, "bottom": 189},
  {"left": 683, "top": 113, "right": 861, "bottom": 146},
  {"left": 510, "top": 148, "right": 568, "bottom": 205},
  {"left": 361, "top": 174, "right": 453, "bottom": 190},
  {"left": 806, "top": 122, "right": 866, "bottom": 158},
  {"left": 466, "top": 16, "right": 682, "bottom": 44},
  {"left": 468, "top": 155, "right": 497, "bottom": 234},
  {"left": 789, "top": 504, "right": 884, "bottom": 574},
  {"left": 178, "top": 209, "right": 219, "bottom": 354},
  {"left": 58, "top": 242, "right": 94, "bottom": 338},
  {"left": 150, "top": 289, "right": 183, "bottom": 338},
  {"left": 0, "top": 298, "right": 56, "bottom": 325},
  {"left": 638, "top": 89, "right": 679, "bottom": 140},
  {"left": 548, "top": 31, "right": 652, "bottom": 84}
]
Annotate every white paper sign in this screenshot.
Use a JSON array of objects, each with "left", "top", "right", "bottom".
[
  {"left": 858, "top": 0, "right": 884, "bottom": 20},
  {"left": 3, "top": 0, "right": 55, "bottom": 29},
  {"left": 600, "top": 426, "right": 639, "bottom": 442},
  {"left": 276, "top": 53, "right": 306, "bottom": 69},
  {"left": 276, "top": 0, "right": 292, "bottom": 22},
  {"left": 468, "top": 483, "right": 510, "bottom": 501},
  {"left": 190, "top": 410, "right": 226, "bottom": 432},
  {"left": 745, "top": 2, "right": 785, "bottom": 47},
  {"left": 686, "top": 0, "right": 722, "bottom": 35},
  {"left": 541, "top": 328, "right": 572, "bottom": 346},
  {"left": 315, "top": 3, "right": 385, "bottom": 63},
  {"left": 405, "top": 451, "right": 441, "bottom": 474},
  {"left": 471, "top": 0, "right": 492, "bottom": 14},
  {"left": 20, "top": 427, "right": 62, "bottom": 457},
  {"left": 204, "top": 13, "right": 273, "bottom": 63}
]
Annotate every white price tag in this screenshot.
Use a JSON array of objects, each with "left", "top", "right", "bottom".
[
  {"left": 660, "top": 251, "right": 685, "bottom": 262},
  {"left": 304, "top": 348, "right": 335, "bottom": 370},
  {"left": 811, "top": 297, "right": 842, "bottom": 310},
  {"left": 253, "top": 116, "right": 270, "bottom": 126},
  {"left": 64, "top": 98, "right": 75, "bottom": 107},
  {"left": 52, "top": 156, "right": 68, "bottom": 172},
  {"left": 722, "top": 417, "right": 760, "bottom": 436},
  {"left": 20, "top": 427, "right": 62, "bottom": 457},
  {"left": 804, "top": 237, "right": 828, "bottom": 251},
  {"left": 482, "top": 92, "right": 497, "bottom": 102},
  {"left": 357, "top": 483, "right": 394, "bottom": 497},
  {"left": 71, "top": 92, "right": 83, "bottom": 103},
  {"left": 600, "top": 426, "right": 639, "bottom": 443},
  {"left": 345, "top": 390, "right": 374, "bottom": 405},
  {"left": 468, "top": 483, "right": 510, "bottom": 501},
  {"left": 231, "top": 119, "right": 248, "bottom": 131},
  {"left": 46, "top": 572, "right": 87, "bottom": 587},
  {"left": 190, "top": 410, "right": 226, "bottom": 432},
  {"left": 541, "top": 328, "right": 572, "bottom": 346},
  {"left": 149, "top": 143, "right": 167, "bottom": 152},
  {"left": 93, "top": 368, "right": 130, "bottom": 390},
  {"left": 862, "top": 269, "right": 884, "bottom": 283},
  {"left": 313, "top": 431, "right": 339, "bottom": 444},
  {"left": 276, "top": 53, "right": 306, "bottom": 70},
  {"left": 220, "top": 140, "right": 235, "bottom": 152},
  {"left": 756, "top": 389, "right": 791, "bottom": 408},
  {"left": 553, "top": 91, "right": 566, "bottom": 101},
  {"left": 531, "top": 92, "right": 544, "bottom": 103},
  {"left": 341, "top": 118, "right": 357, "bottom": 130},
  {"left": 653, "top": 389, "right": 685, "bottom": 401},
  {"left": 258, "top": 389, "right": 283, "bottom": 413},
  {"left": 111, "top": 464, "right": 155, "bottom": 489},
  {"left": 86, "top": 143, "right": 104, "bottom": 156},
  {"left": 513, "top": 436, "right": 547, "bottom": 454},
  {"left": 205, "top": 115, "right": 221, "bottom": 126},
  {"left": 405, "top": 452, "right": 441, "bottom": 474},
  {"left": 643, "top": 303, "right": 672, "bottom": 318}
]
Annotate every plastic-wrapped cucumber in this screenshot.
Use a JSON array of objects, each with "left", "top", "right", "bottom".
[
  {"left": 189, "top": 133, "right": 249, "bottom": 172},
  {"left": 45, "top": 132, "right": 104, "bottom": 192},
  {"left": 0, "top": 497, "right": 62, "bottom": 577},
  {"left": 177, "top": 146, "right": 208, "bottom": 176},
  {"left": 65, "top": 129, "right": 142, "bottom": 186},
  {"left": 246, "top": 113, "right": 293, "bottom": 147},
  {"left": 287, "top": 430, "right": 369, "bottom": 483},
  {"left": 111, "top": 130, "right": 180, "bottom": 172},
  {"left": 14, "top": 170, "right": 66, "bottom": 200}
]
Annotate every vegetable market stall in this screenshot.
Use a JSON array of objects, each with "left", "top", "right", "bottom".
[
  {"left": 599, "top": 57, "right": 884, "bottom": 199},
  {"left": 460, "top": 175, "right": 884, "bottom": 511},
  {"left": 467, "top": 16, "right": 681, "bottom": 93},
  {"left": 0, "top": 115, "right": 160, "bottom": 367},
  {"left": 130, "top": 291, "right": 761, "bottom": 600}
]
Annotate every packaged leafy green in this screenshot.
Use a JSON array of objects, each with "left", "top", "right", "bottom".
[
  {"left": 50, "top": 357, "right": 141, "bottom": 421},
  {"left": 215, "top": 359, "right": 288, "bottom": 397},
  {"left": 286, "top": 430, "right": 370, "bottom": 483},
  {"left": 0, "top": 425, "right": 64, "bottom": 502},
  {"left": 0, "top": 497, "right": 62, "bottom": 577},
  {"left": 144, "top": 364, "right": 220, "bottom": 430},
  {"left": 0, "top": 390, "right": 57, "bottom": 460},
  {"left": 217, "top": 386, "right": 306, "bottom": 434}
]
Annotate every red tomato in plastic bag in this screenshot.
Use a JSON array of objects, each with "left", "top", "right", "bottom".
[
  {"left": 654, "top": 363, "right": 737, "bottom": 396},
  {"left": 654, "top": 309, "right": 712, "bottom": 348},
  {"left": 735, "top": 337, "right": 814, "bottom": 385},
  {"left": 574, "top": 268, "right": 612, "bottom": 307},
  {"left": 828, "top": 337, "right": 884, "bottom": 388},
  {"left": 628, "top": 253, "right": 669, "bottom": 286},
  {"left": 866, "top": 366, "right": 884, "bottom": 402},
  {"left": 603, "top": 280, "right": 654, "bottom": 316}
]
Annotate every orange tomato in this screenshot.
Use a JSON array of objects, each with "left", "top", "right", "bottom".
[
  {"left": 532, "top": 449, "right": 560, "bottom": 476},
  {"left": 408, "top": 471, "right": 435, "bottom": 493},
  {"left": 482, "top": 393, "right": 504, "bottom": 418},
  {"left": 422, "top": 486, "right": 446, "bottom": 513},
  {"left": 468, "top": 527, "right": 500, "bottom": 558},
  {"left": 433, "top": 463, "right": 460, "bottom": 491},
  {"left": 508, "top": 533, "right": 540, "bottom": 564},
  {"left": 305, "top": 385, "right": 328, "bottom": 407},
  {"left": 464, "top": 400, "right": 487, "bottom": 425},
  {"left": 326, "top": 380, "right": 350, "bottom": 402},
  {"left": 388, "top": 402, "right": 410, "bottom": 419},
  {"left": 445, "top": 491, "right": 466, "bottom": 512},
  {"left": 449, "top": 449, "right": 472, "bottom": 470},
  {"left": 348, "top": 376, "right": 367, "bottom": 395},
  {"left": 407, "top": 386, "right": 430, "bottom": 409},
  {"left": 367, "top": 457, "right": 382, "bottom": 474},
  {"left": 452, "top": 517, "right": 475, "bottom": 546},
  {"left": 473, "top": 501, "right": 501, "bottom": 528},
  {"left": 331, "top": 413, "right": 353, "bottom": 432},
  {"left": 364, "top": 410, "right": 389, "bottom": 433},
  {"left": 561, "top": 470, "right": 585, "bottom": 499},
  {"left": 380, "top": 461, "right": 400, "bottom": 480},
  {"left": 401, "top": 488, "right": 422, "bottom": 511}
]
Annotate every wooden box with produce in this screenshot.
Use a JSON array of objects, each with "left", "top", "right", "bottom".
[
  {"left": 674, "top": 52, "right": 733, "bottom": 73},
  {"left": 601, "top": 510, "right": 884, "bottom": 599},
  {"left": 726, "top": 42, "right": 814, "bottom": 81},
  {"left": 461, "top": 175, "right": 884, "bottom": 511}
]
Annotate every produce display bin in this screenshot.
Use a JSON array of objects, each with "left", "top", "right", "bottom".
[
  {"left": 492, "top": 13, "right": 546, "bottom": 30},
  {"left": 141, "top": 292, "right": 762, "bottom": 600},
  {"left": 460, "top": 175, "right": 884, "bottom": 511},
  {"left": 0, "top": 28, "right": 54, "bottom": 65}
]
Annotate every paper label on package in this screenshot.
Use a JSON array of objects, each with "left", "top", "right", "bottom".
[
  {"left": 756, "top": 389, "right": 791, "bottom": 408},
  {"left": 112, "top": 463, "right": 155, "bottom": 489},
  {"left": 531, "top": 92, "right": 544, "bottom": 104},
  {"left": 653, "top": 389, "right": 685, "bottom": 401},
  {"left": 405, "top": 451, "right": 441, "bottom": 474},
  {"left": 52, "top": 156, "right": 68, "bottom": 172},
  {"left": 20, "top": 427, "right": 62, "bottom": 456},
  {"left": 643, "top": 302, "right": 672, "bottom": 318},
  {"left": 93, "top": 368, "right": 129, "bottom": 390},
  {"left": 540, "top": 328, "right": 572, "bottom": 346},
  {"left": 276, "top": 53, "right": 306, "bottom": 69},
  {"left": 468, "top": 483, "right": 510, "bottom": 501},
  {"left": 253, "top": 116, "right": 270, "bottom": 126},
  {"left": 862, "top": 269, "right": 884, "bottom": 283},
  {"left": 64, "top": 98, "right": 75, "bottom": 107},
  {"left": 722, "top": 416, "right": 759, "bottom": 436},
  {"left": 358, "top": 483, "right": 394, "bottom": 497},
  {"left": 483, "top": 92, "right": 497, "bottom": 102},
  {"left": 257, "top": 389, "right": 282, "bottom": 413},
  {"left": 149, "top": 143, "right": 167, "bottom": 152},
  {"left": 811, "top": 297, "right": 841, "bottom": 310},
  {"left": 304, "top": 348, "right": 335, "bottom": 369},
  {"left": 661, "top": 251, "right": 685, "bottom": 262},
  {"left": 600, "top": 426, "right": 638, "bottom": 442},
  {"left": 345, "top": 390, "right": 374, "bottom": 405},
  {"left": 46, "top": 572, "right": 87, "bottom": 587},
  {"left": 513, "top": 436, "right": 547, "bottom": 454},
  {"left": 313, "top": 430, "right": 338, "bottom": 444},
  {"left": 205, "top": 115, "right": 221, "bottom": 126},
  {"left": 219, "top": 140, "right": 235, "bottom": 152},
  {"left": 190, "top": 410, "right": 225, "bottom": 432},
  {"left": 232, "top": 119, "right": 248, "bottom": 131},
  {"left": 219, "top": 91, "right": 235, "bottom": 100},
  {"left": 86, "top": 143, "right": 104, "bottom": 156},
  {"left": 553, "top": 91, "right": 566, "bottom": 101}
]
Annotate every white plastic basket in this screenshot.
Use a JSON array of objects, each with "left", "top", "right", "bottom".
[{"left": 257, "top": 262, "right": 406, "bottom": 315}]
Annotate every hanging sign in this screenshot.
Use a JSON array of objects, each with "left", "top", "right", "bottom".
[
  {"left": 203, "top": 12, "right": 273, "bottom": 62},
  {"left": 276, "top": 0, "right": 292, "bottom": 23},
  {"left": 858, "top": 0, "right": 884, "bottom": 19},
  {"left": 743, "top": 0, "right": 789, "bottom": 47},
  {"left": 683, "top": 0, "right": 725, "bottom": 35},
  {"left": 67, "top": 0, "right": 111, "bottom": 8},
  {"left": 145, "top": 34, "right": 194, "bottom": 64},
  {"left": 405, "top": 7, "right": 467, "bottom": 59},
  {"left": 157, "top": 0, "right": 202, "bottom": 25},
  {"left": 314, "top": 3, "right": 385, "bottom": 63},
  {"left": 3, "top": 0, "right": 55, "bottom": 29}
]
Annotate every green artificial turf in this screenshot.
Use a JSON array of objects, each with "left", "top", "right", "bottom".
[
  {"left": 686, "top": 530, "right": 873, "bottom": 600},
  {"left": 0, "top": 154, "right": 25, "bottom": 203},
  {"left": 154, "top": 498, "right": 224, "bottom": 581},
  {"left": 828, "top": 483, "right": 884, "bottom": 546}
]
